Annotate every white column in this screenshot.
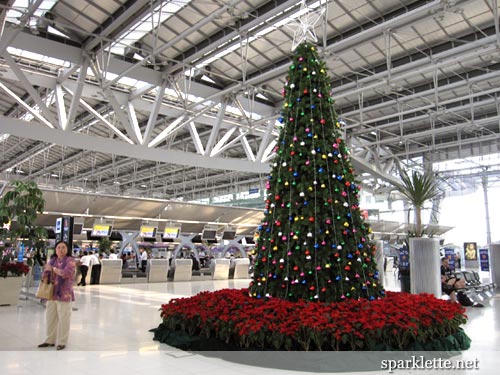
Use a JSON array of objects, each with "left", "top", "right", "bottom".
[
  {"left": 375, "top": 240, "right": 385, "bottom": 287},
  {"left": 409, "top": 237, "right": 441, "bottom": 296},
  {"left": 490, "top": 243, "right": 500, "bottom": 288}
]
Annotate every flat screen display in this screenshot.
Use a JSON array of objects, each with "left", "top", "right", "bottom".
[
  {"left": 140, "top": 225, "right": 157, "bottom": 238},
  {"left": 91, "top": 224, "right": 112, "bottom": 237},
  {"left": 221, "top": 230, "right": 236, "bottom": 240},
  {"left": 201, "top": 229, "right": 217, "bottom": 240},
  {"left": 73, "top": 223, "right": 83, "bottom": 235},
  {"left": 163, "top": 227, "right": 180, "bottom": 239}
]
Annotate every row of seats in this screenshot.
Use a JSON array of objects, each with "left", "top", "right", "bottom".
[{"left": 453, "top": 270, "right": 496, "bottom": 304}]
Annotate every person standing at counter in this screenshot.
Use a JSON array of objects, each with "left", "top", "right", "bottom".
[
  {"left": 38, "top": 241, "right": 76, "bottom": 351},
  {"left": 78, "top": 250, "right": 91, "bottom": 286}
]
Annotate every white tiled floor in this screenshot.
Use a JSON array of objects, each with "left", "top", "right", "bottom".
[{"left": 0, "top": 274, "right": 499, "bottom": 374}]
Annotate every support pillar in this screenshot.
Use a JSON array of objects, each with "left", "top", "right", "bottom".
[
  {"left": 409, "top": 237, "right": 441, "bottom": 297},
  {"left": 375, "top": 240, "right": 385, "bottom": 287},
  {"left": 490, "top": 243, "right": 500, "bottom": 288}
]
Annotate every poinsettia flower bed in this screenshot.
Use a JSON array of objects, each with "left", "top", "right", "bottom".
[{"left": 154, "top": 289, "right": 470, "bottom": 351}]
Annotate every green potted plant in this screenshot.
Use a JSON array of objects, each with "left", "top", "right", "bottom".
[
  {"left": 395, "top": 169, "right": 441, "bottom": 237},
  {"left": 393, "top": 168, "right": 442, "bottom": 296},
  {"left": 0, "top": 180, "right": 47, "bottom": 305}
]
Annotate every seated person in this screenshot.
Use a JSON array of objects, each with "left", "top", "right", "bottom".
[{"left": 441, "top": 257, "right": 465, "bottom": 303}]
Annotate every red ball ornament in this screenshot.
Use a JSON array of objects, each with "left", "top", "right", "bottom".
[
  {"left": 309, "top": 286, "right": 315, "bottom": 291},
  {"left": 290, "top": 151, "right": 295, "bottom": 156},
  {"left": 344, "top": 265, "right": 351, "bottom": 271},
  {"left": 303, "top": 89, "right": 308, "bottom": 94},
  {"left": 275, "top": 220, "right": 281, "bottom": 227},
  {"left": 308, "top": 216, "right": 315, "bottom": 223},
  {"left": 321, "top": 287, "right": 327, "bottom": 292},
  {"left": 262, "top": 257, "right": 267, "bottom": 262},
  {"left": 345, "top": 181, "right": 351, "bottom": 187},
  {"left": 320, "top": 118, "right": 326, "bottom": 124},
  {"left": 293, "top": 265, "right": 299, "bottom": 271},
  {"left": 305, "top": 250, "right": 310, "bottom": 255}
]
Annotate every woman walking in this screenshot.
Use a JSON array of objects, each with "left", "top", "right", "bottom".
[{"left": 37, "top": 240, "right": 76, "bottom": 350}]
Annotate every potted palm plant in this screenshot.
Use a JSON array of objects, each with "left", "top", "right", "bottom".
[
  {"left": 0, "top": 180, "right": 47, "bottom": 305},
  {"left": 393, "top": 168, "right": 442, "bottom": 296}
]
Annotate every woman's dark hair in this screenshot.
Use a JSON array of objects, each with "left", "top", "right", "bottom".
[{"left": 53, "top": 240, "right": 72, "bottom": 257}]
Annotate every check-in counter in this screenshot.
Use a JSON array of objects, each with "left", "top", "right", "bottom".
[
  {"left": 232, "top": 258, "right": 250, "bottom": 279},
  {"left": 173, "top": 259, "right": 192, "bottom": 281},
  {"left": 212, "top": 258, "right": 230, "bottom": 280},
  {"left": 99, "top": 259, "right": 123, "bottom": 284},
  {"left": 147, "top": 259, "right": 169, "bottom": 283}
]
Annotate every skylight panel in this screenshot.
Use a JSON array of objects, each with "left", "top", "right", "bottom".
[
  {"left": 110, "top": 0, "right": 193, "bottom": 54},
  {"left": 7, "top": 46, "right": 70, "bottom": 68}
]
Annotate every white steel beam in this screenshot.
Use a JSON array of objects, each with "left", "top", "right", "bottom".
[
  {"left": 0, "top": 117, "right": 271, "bottom": 174},
  {"left": 62, "top": 87, "right": 134, "bottom": 144},
  {"left": 54, "top": 84, "right": 67, "bottom": 130},
  {"left": 2, "top": 53, "right": 58, "bottom": 125},
  {"left": 188, "top": 121, "right": 205, "bottom": 155},
  {"left": 66, "top": 57, "right": 88, "bottom": 131},
  {"left": 104, "top": 88, "right": 140, "bottom": 144},
  {"left": 142, "top": 79, "right": 167, "bottom": 145},
  {"left": 0, "top": 81, "right": 54, "bottom": 128},
  {"left": 256, "top": 121, "right": 278, "bottom": 162},
  {"left": 240, "top": 130, "right": 256, "bottom": 162},
  {"left": 126, "top": 102, "right": 143, "bottom": 144},
  {"left": 205, "top": 98, "right": 228, "bottom": 155}
]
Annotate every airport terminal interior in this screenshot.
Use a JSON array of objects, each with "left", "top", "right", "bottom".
[{"left": 1, "top": 0, "right": 500, "bottom": 374}]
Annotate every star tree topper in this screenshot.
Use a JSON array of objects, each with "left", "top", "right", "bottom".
[{"left": 287, "top": 0, "right": 325, "bottom": 51}]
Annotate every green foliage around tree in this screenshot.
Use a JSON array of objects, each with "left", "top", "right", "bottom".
[
  {"left": 249, "top": 43, "right": 385, "bottom": 303},
  {"left": 0, "top": 180, "right": 47, "bottom": 259}
]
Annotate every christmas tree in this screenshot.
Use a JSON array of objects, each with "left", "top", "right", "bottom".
[{"left": 249, "top": 42, "right": 385, "bottom": 303}]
